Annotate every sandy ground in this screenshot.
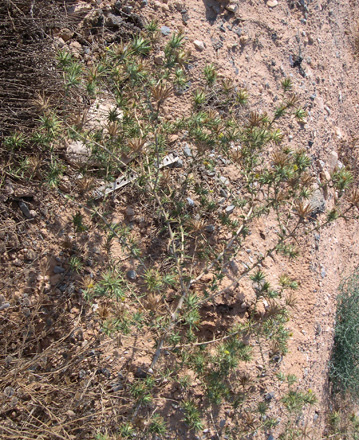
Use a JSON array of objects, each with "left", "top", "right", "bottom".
[
  {"left": 1, "top": 0, "right": 359, "bottom": 438},
  {"left": 143, "top": 0, "right": 359, "bottom": 435}
]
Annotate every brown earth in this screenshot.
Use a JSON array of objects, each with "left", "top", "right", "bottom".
[
  {"left": 1, "top": 0, "right": 359, "bottom": 439},
  {"left": 143, "top": 0, "right": 359, "bottom": 434}
]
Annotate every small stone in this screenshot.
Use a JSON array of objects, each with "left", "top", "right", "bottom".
[
  {"left": 193, "top": 40, "right": 205, "bottom": 51},
  {"left": 5, "top": 355, "right": 13, "bottom": 367},
  {"left": 265, "top": 392, "right": 275, "bottom": 401},
  {"left": 321, "top": 267, "right": 326, "bottom": 278},
  {"left": 154, "top": 51, "right": 165, "bottom": 65},
  {"left": 53, "top": 266, "right": 65, "bottom": 274},
  {"left": 18, "top": 201, "right": 33, "bottom": 219},
  {"left": 182, "top": 143, "right": 192, "bottom": 157},
  {"left": 239, "top": 35, "right": 249, "bottom": 46},
  {"left": 122, "top": 5, "right": 133, "bottom": 14},
  {"left": 29, "top": 210, "right": 37, "bottom": 218},
  {"left": 113, "top": 0, "right": 122, "bottom": 11},
  {"left": 324, "top": 105, "right": 331, "bottom": 116},
  {"left": 334, "top": 127, "right": 343, "bottom": 139},
  {"left": 0, "top": 303, "right": 10, "bottom": 311},
  {"left": 309, "top": 188, "right": 326, "bottom": 216},
  {"left": 66, "top": 141, "right": 91, "bottom": 165},
  {"left": 66, "top": 410, "right": 76, "bottom": 418},
  {"left": 127, "top": 270, "right": 137, "bottom": 281},
  {"left": 219, "top": 176, "right": 230, "bottom": 185},
  {"left": 267, "top": 0, "right": 278, "bottom": 7},
  {"left": 205, "top": 225, "right": 215, "bottom": 233},
  {"left": 111, "top": 383, "right": 123, "bottom": 392},
  {"left": 168, "top": 134, "right": 179, "bottom": 144},
  {"left": 187, "top": 197, "right": 195, "bottom": 207},
  {"left": 225, "top": 205, "right": 235, "bottom": 214},
  {"left": 4, "top": 386, "right": 15, "bottom": 397},
  {"left": 125, "top": 207, "right": 135, "bottom": 218},
  {"left": 182, "top": 10, "right": 189, "bottom": 24},
  {"left": 171, "top": 158, "right": 183, "bottom": 168},
  {"left": 69, "top": 41, "right": 82, "bottom": 56},
  {"left": 106, "top": 13, "right": 123, "bottom": 29},
  {"left": 134, "top": 367, "right": 147, "bottom": 379},
  {"left": 226, "top": 3, "right": 238, "bottom": 13},
  {"left": 59, "top": 28, "right": 73, "bottom": 42},
  {"left": 267, "top": 435, "right": 275, "bottom": 440},
  {"left": 229, "top": 260, "right": 239, "bottom": 274},
  {"left": 160, "top": 26, "right": 171, "bottom": 36},
  {"left": 220, "top": 189, "right": 228, "bottom": 198},
  {"left": 25, "top": 249, "right": 36, "bottom": 261},
  {"left": 329, "top": 150, "right": 338, "bottom": 171}
]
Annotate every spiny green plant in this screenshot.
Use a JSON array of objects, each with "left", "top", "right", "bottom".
[
  {"left": 6, "top": 24, "right": 358, "bottom": 439},
  {"left": 330, "top": 268, "right": 359, "bottom": 400},
  {"left": 281, "top": 389, "right": 317, "bottom": 413},
  {"left": 148, "top": 413, "right": 167, "bottom": 434},
  {"left": 182, "top": 400, "right": 203, "bottom": 432}
]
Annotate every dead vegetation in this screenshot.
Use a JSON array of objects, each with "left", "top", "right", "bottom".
[{"left": 1, "top": 1, "right": 359, "bottom": 439}]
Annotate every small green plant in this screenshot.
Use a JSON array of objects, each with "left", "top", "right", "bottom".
[
  {"left": 193, "top": 89, "right": 206, "bottom": 107},
  {"left": 236, "top": 88, "right": 248, "bottom": 106},
  {"left": 145, "top": 20, "right": 159, "bottom": 35},
  {"left": 330, "top": 268, "right": 359, "bottom": 399},
  {"left": 69, "top": 256, "right": 83, "bottom": 273},
  {"left": 149, "top": 413, "right": 167, "bottom": 434},
  {"left": 72, "top": 212, "right": 87, "bottom": 232},
  {"left": 182, "top": 400, "right": 203, "bottom": 431},
  {"left": 119, "top": 423, "right": 135, "bottom": 438},
  {"left": 131, "top": 35, "right": 151, "bottom": 56},
  {"left": 281, "top": 389, "right": 317, "bottom": 413},
  {"left": 46, "top": 156, "right": 64, "bottom": 187},
  {"left": 94, "top": 269, "right": 126, "bottom": 301},
  {"left": 203, "top": 63, "right": 217, "bottom": 86},
  {"left": 281, "top": 78, "right": 292, "bottom": 92},
  {"left": 6, "top": 23, "right": 358, "bottom": 440},
  {"left": 4, "top": 132, "right": 26, "bottom": 150},
  {"left": 295, "top": 107, "right": 307, "bottom": 121}
]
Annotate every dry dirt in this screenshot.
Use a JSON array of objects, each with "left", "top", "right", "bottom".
[
  {"left": 1, "top": 0, "right": 359, "bottom": 439},
  {"left": 144, "top": 0, "right": 359, "bottom": 432}
]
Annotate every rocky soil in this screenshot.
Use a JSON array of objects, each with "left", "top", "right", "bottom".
[{"left": 1, "top": 0, "right": 359, "bottom": 439}]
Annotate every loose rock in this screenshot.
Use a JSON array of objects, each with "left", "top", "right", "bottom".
[
  {"left": 66, "top": 141, "right": 91, "bottom": 165},
  {"left": 225, "top": 205, "right": 235, "bottom": 214},
  {"left": 4, "top": 386, "right": 15, "bottom": 397},
  {"left": 183, "top": 144, "right": 192, "bottom": 157},
  {"left": 170, "top": 158, "right": 183, "bottom": 168},
  {"left": 161, "top": 26, "right": 171, "bottom": 36},
  {"left": 205, "top": 225, "right": 215, "bottom": 233},
  {"left": 194, "top": 40, "right": 205, "bottom": 51},
  {"left": 239, "top": 35, "right": 249, "bottom": 46},
  {"left": 106, "top": 13, "right": 123, "bottom": 30},
  {"left": 18, "top": 201, "right": 33, "bottom": 219},
  {"left": 309, "top": 188, "right": 326, "bottom": 216},
  {"left": 59, "top": 28, "right": 73, "bottom": 41},
  {"left": 0, "top": 303, "right": 10, "bottom": 311},
  {"left": 127, "top": 270, "right": 137, "bottom": 281},
  {"left": 54, "top": 266, "right": 65, "bottom": 274},
  {"left": 154, "top": 51, "right": 165, "bottom": 65}
]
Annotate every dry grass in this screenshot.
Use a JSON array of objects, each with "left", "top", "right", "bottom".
[{"left": 0, "top": 0, "right": 82, "bottom": 135}]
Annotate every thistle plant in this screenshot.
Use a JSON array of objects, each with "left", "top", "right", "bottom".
[{"left": 4, "top": 21, "right": 358, "bottom": 440}]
